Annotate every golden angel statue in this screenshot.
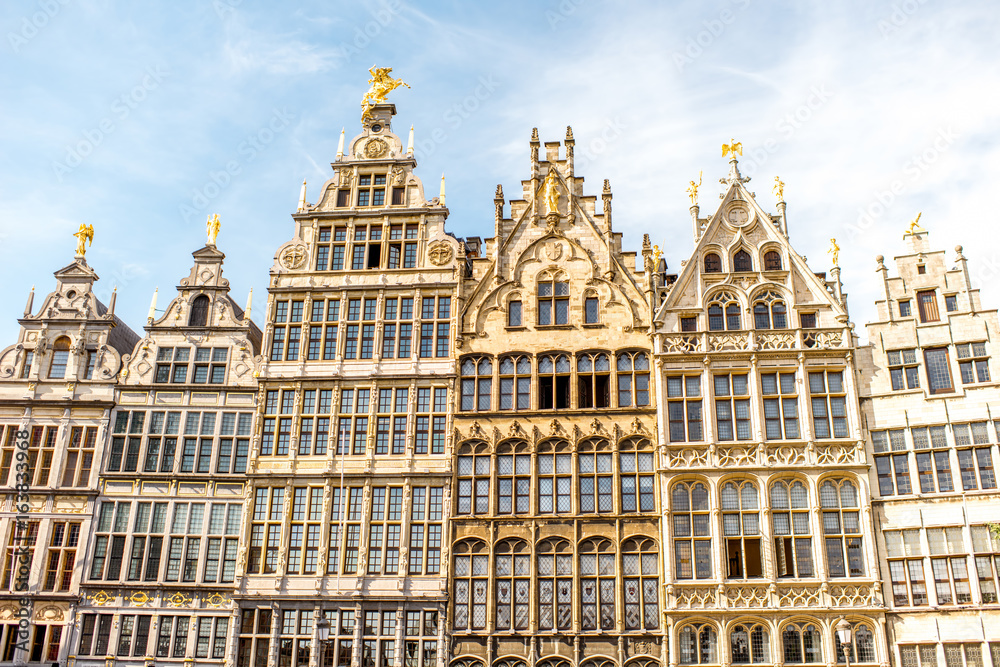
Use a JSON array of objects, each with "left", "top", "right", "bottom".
[
  {"left": 722, "top": 139, "right": 743, "bottom": 158},
  {"left": 73, "top": 223, "right": 94, "bottom": 257},
  {"left": 907, "top": 212, "right": 925, "bottom": 235},
  {"left": 361, "top": 65, "right": 410, "bottom": 122},
  {"left": 773, "top": 176, "right": 785, "bottom": 201},
  {"left": 828, "top": 237, "right": 840, "bottom": 267},
  {"left": 686, "top": 171, "right": 703, "bottom": 205},
  {"left": 542, "top": 169, "right": 560, "bottom": 213},
  {"left": 653, "top": 244, "right": 663, "bottom": 266},
  {"left": 206, "top": 214, "right": 221, "bottom": 246}
]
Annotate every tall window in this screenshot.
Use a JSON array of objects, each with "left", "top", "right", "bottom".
[
  {"left": 911, "top": 425, "right": 953, "bottom": 493},
  {"left": 762, "top": 372, "right": 799, "bottom": 440},
  {"left": 622, "top": 537, "right": 659, "bottom": 630},
  {"left": 873, "top": 429, "right": 912, "bottom": 497},
  {"left": 715, "top": 374, "right": 751, "bottom": 441},
  {"left": 42, "top": 520, "right": 80, "bottom": 591},
  {"left": 924, "top": 348, "right": 953, "bottom": 394},
  {"left": 722, "top": 481, "right": 762, "bottom": 578},
  {"left": 619, "top": 438, "right": 655, "bottom": 513},
  {"left": 494, "top": 540, "right": 530, "bottom": 631},
  {"left": 402, "top": 610, "right": 438, "bottom": 667},
  {"left": 885, "top": 529, "right": 927, "bottom": 607},
  {"left": 48, "top": 337, "right": 70, "bottom": 379},
  {"left": 537, "top": 540, "right": 572, "bottom": 631},
  {"left": 733, "top": 249, "right": 752, "bottom": 272},
  {"left": 820, "top": 479, "right": 864, "bottom": 577},
  {"left": 496, "top": 440, "right": 530, "bottom": 515},
  {"left": 971, "top": 524, "right": 1000, "bottom": 604},
  {"left": 62, "top": 426, "right": 96, "bottom": 487},
  {"left": 408, "top": 486, "right": 444, "bottom": 575},
  {"left": 456, "top": 442, "right": 491, "bottom": 516},
  {"left": 236, "top": 608, "right": 272, "bottom": 667},
  {"left": 927, "top": 526, "right": 972, "bottom": 605},
  {"left": 888, "top": 349, "right": 920, "bottom": 390},
  {"left": 953, "top": 422, "right": 996, "bottom": 490},
  {"left": 579, "top": 539, "right": 615, "bottom": 631},
  {"left": 617, "top": 352, "right": 650, "bottom": 407},
  {"left": 771, "top": 480, "right": 813, "bottom": 578},
  {"left": 248, "top": 488, "right": 283, "bottom": 575},
  {"left": 537, "top": 274, "right": 569, "bottom": 325},
  {"left": 19, "top": 350, "right": 33, "bottom": 378},
  {"left": 460, "top": 357, "right": 492, "bottom": 411},
  {"left": 507, "top": 299, "right": 522, "bottom": 326},
  {"left": 577, "top": 353, "right": 611, "bottom": 408},
  {"left": 498, "top": 355, "right": 531, "bottom": 411},
  {"left": 578, "top": 438, "right": 613, "bottom": 514},
  {"left": 731, "top": 624, "right": 770, "bottom": 664},
  {"left": 764, "top": 250, "right": 782, "bottom": 270},
  {"left": 809, "top": 371, "right": 848, "bottom": 438},
  {"left": 584, "top": 294, "right": 600, "bottom": 324},
  {"left": 278, "top": 609, "right": 314, "bottom": 667},
  {"left": 782, "top": 623, "right": 821, "bottom": 663},
  {"left": 538, "top": 354, "right": 571, "bottom": 410},
  {"left": 537, "top": 440, "right": 572, "bottom": 514},
  {"left": 381, "top": 297, "right": 412, "bottom": 359},
  {"left": 418, "top": 295, "right": 451, "bottom": 358},
  {"left": 917, "top": 290, "right": 940, "bottom": 322},
  {"left": 956, "top": 342, "right": 991, "bottom": 384},
  {"left": 667, "top": 376, "right": 703, "bottom": 442},
  {"left": 708, "top": 292, "right": 741, "bottom": 331},
  {"left": 679, "top": 623, "right": 717, "bottom": 664},
  {"left": 189, "top": 295, "right": 210, "bottom": 326},
  {"left": 673, "top": 482, "right": 711, "bottom": 579},
  {"left": 704, "top": 253, "right": 722, "bottom": 273},
  {"left": 315, "top": 226, "right": 347, "bottom": 270},
  {"left": 752, "top": 291, "right": 787, "bottom": 329}
]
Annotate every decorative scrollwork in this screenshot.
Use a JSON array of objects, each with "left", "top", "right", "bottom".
[
  {"left": 778, "top": 586, "right": 821, "bottom": 607},
  {"left": 674, "top": 586, "right": 717, "bottom": 609},
  {"left": 726, "top": 586, "right": 770, "bottom": 608},
  {"left": 662, "top": 335, "right": 701, "bottom": 353},
  {"left": 668, "top": 448, "right": 710, "bottom": 468}
]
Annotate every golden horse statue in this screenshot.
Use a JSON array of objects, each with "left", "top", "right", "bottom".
[{"left": 361, "top": 66, "right": 410, "bottom": 122}]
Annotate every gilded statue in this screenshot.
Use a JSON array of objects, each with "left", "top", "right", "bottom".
[
  {"left": 773, "top": 176, "right": 785, "bottom": 201},
  {"left": 828, "top": 238, "right": 840, "bottom": 267},
  {"left": 653, "top": 244, "right": 663, "bottom": 266},
  {"left": 542, "top": 169, "right": 560, "bottom": 213},
  {"left": 686, "top": 171, "right": 702, "bottom": 205},
  {"left": 73, "top": 224, "right": 94, "bottom": 257},
  {"left": 206, "top": 214, "right": 221, "bottom": 246},
  {"left": 722, "top": 139, "right": 743, "bottom": 158},
  {"left": 361, "top": 65, "right": 410, "bottom": 122},
  {"left": 907, "top": 212, "right": 925, "bottom": 234}
]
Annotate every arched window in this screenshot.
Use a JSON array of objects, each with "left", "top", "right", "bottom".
[
  {"left": 189, "top": 294, "right": 210, "bottom": 326},
  {"left": 704, "top": 253, "right": 722, "bottom": 273},
  {"left": 537, "top": 271, "right": 569, "bottom": 325},
  {"left": 498, "top": 355, "right": 531, "bottom": 411},
  {"left": 835, "top": 622, "right": 876, "bottom": 663},
  {"left": 679, "top": 623, "right": 717, "bottom": 664},
  {"left": 584, "top": 290, "right": 600, "bottom": 324},
  {"left": 539, "top": 354, "right": 571, "bottom": 409},
  {"left": 619, "top": 437, "right": 655, "bottom": 513},
  {"left": 460, "top": 357, "right": 493, "bottom": 411},
  {"left": 452, "top": 540, "right": 488, "bottom": 631},
  {"left": 731, "top": 623, "right": 770, "bottom": 663},
  {"left": 782, "top": 622, "right": 821, "bottom": 663},
  {"left": 579, "top": 538, "right": 616, "bottom": 631},
  {"left": 764, "top": 250, "right": 782, "bottom": 271},
  {"left": 733, "top": 250, "right": 752, "bottom": 272},
  {"left": 494, "top": 540, "right": 530, "bottom": 631},
  {"left": 673, "top": 482, "right": 711, "bottom": 579},
  {"left": 578, "top": 352, "right": 611, "bottom": 409},
  {"left": 456, "top": 441, "right": 491, "bottom": 516},
  {"left": 578, "top": 438, "right": 613, "bottom": 514},
  {"left": 820, "top": 479, "right": 864, "bottom": 577},
  {"left": 708, "top": 292, "right": 741, "bottom": 331},
  {"left": 753, "top": 291, "right": 788, "bottom": 330},
  {"left": 495, "top": 439, "right": 530, "bottom": 515},
  {"left": 48, "top": 337, "right": 71, "bottom": 379},
  {"left": 537, "top": 539, "right": 573, "bottom": 631},
  {"left": 771, "top": 480, "right": 813, "bottom": 578},
  {"left": 537, "top": 439, "right": 572, "bottom": 514},
  {"left": 622, "top": 537, "right": 659, "bottom": 630},
  {"left": 721, "top": 481, "right": 762, "bottom": 578},
  {"left": 616, "top": 351, "right": 650, "bottom": 407}
]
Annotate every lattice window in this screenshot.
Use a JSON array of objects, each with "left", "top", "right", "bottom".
[
  {"left": 537, "top": 539, "right": 573, "bottom": 631},
  {"left": 617, "top": 351, "right": 650, "bottom": 407},
  {"left": 820, "top": 479, "right": 864, "bottom": 577},
  {"left": 537, "top": 440, "right": 572, "bottom": 514},
  {"left": 752, "top": 291, "right": 788, "bottom": 329},
  {"left": 460, "top": 357, "right": 493, "bottom": 411},
  {"left": 622, "top": 537, "right": 659, "bottom": 630},
  {"left": 673, "top": 481, "right": 711, "bottom": 579},
  {"left": 496, "top": 440, "right": 531, "bottom": 515},
  {"left": 578, "top": 438, "right": 613, "bottom": 514},
  {"left": 708, "top": 291, "right": 741, "bottom": 331},
  {"left": 498, "top": 355, "right": 531, "bottom": 410},
  {"left": 835, "top": 622, "right": 877, "bottom": 663},
  {"left": 494, "top": 540, "right": 530, "bottom": 631},
  {"left": 781, "top": 622, "right": 822, "bottom": 663},
  {"left": 809, "top": 370, "right": 849, "bottom": 439},
  {"left": 619, "top": 437, "right": 656, "bottom": 513},
  {"left": 456, "top": 441, "right": 491, "bottom": 516},
  {"left": 761, "top": 372, "right": 799, "bottom": 440},
  {"left": 771, "top": 480, "right": 813, "bottom": 578},
  {"left": 731, "top": 623, "right": 770, "bottom": 664},
  {"left": 579, "top": 538, "right": 615, "bottom": 631},
  {"left": 667, "top": 376, "right": 703, "bottom": 442},
  {"left": 453, "top": 541, "right": 488, "bottom": 631},
  {"left": 722, "top": 480, "right": 762, "bottom": 578},
  {"left": 678, "top": 623, "right": 717, "bottom": 664},
  {"left": 577, "top": 352, "right": 611, "bottom": 409}
]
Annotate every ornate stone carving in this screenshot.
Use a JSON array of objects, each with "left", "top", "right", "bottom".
[
  {"left": 428, "top": 241, "right": 453, "bottom": 266},
  {"left": 668, "top": 448, "right": 710, "bottom": 468},
  {"left": 778, "top": 586, "right": 822, "bottom": 607},
  {"left": 662, "top": 335, "right": 701, "bottom": 353},
  {"left": 674, "top": 586, "right": 716, "bottom": 609},
  {"left": 364, "top": 137, "right": 388, "bottom": 158},
  {"left": 280, "top": 245, "right": 308, "bottom": 270},
  {"left": 726, "top": 586, "right": 770, "bottom": 608},
  {"left": 755, "top": 332, "right": 796, "bottom": 350}
]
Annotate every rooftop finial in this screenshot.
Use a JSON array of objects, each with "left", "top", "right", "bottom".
[
  {"left": 73, "top": 223, "right": 94, "bottom": 258},
  {"left": 407, "top": 125, "right": 414, "bottom": 155},
  {"left": 907, "top": 212, "right": 925, "bottom": 235},
  {"left": 108, "top": 285, "right": 117, "bottom": 316},
  {"left": 298, "top": 180, "right": 307, "bottom": 212},
  {"left": 687, "top": 171, "right": 703, "bottom": 205},
  {"left": 828, "top": 238, "right": 840, "bottom": 268},
  {"left": 440, "top": 174, "right": 446, "bottom": 206},
  {"left": 530, "top": 127, "right": 539, "bottom": 143},
  {"left": 722, "top": 139, "right": 742, "bottom": 159},
  {"left": 23, "top": 285, "right": 34, "bottom": 317},
  {"left": 244, "top": 287, "right": 253, "bottom": 324},
  {"left": 206, "top": 214, "right": 221, "bottom": 246},
  {"left": 773, "top": 176, "right": 785, "bottom": 202},
  {"left": 565, "top": 126, "right": 574, "bottom": 142},
  {"left": 147, "top": 288, "right": 159, "bottom": 323},
  {"left": 336, "top": 128, "right": 345, "bottom": 160}
]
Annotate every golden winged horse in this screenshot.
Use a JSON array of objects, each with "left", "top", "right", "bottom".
[{"left": 361, "top": 66, "right": 410, "bottom": 122}]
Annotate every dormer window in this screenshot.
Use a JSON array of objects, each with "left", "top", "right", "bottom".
[
  {"left": 189, "top": 295, "right": 210, "bottom": 327},
  {"left": 733, "top": 250, "right": 752, "bottom": 272},
  {"left": 752, "top": 292, "right": 788, "bottom": 330},
  {"left": 538, "top": 273, "right": 569, "bottom": 326},
  {"left": 357, "top": 174, "right": 386, "bottom": 206},
  {"left": 704, "top": 253, "right": 722, "bottom": 273},
  {"left": 20, "top": 350, "right": 33, "bottom": 379},
  {"left": 708, "top": 292, "right": 741, "bottom": 331},
  {"left": 764, "top": 251, "right": 782, "bottom": 271},
  {"left": 48, "top": 337, "right": 71, "bottom": 379}
]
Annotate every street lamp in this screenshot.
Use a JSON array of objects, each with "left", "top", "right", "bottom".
[
  {"left": 836, "top": 617, "right": 853, "bottom": 667},
  {"left": 316, "top": 617, "right": 331, "bottom": 667}
]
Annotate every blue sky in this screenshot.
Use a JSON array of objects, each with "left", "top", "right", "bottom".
[{"left": 2, "top": 0, "right": 999, "bottom": 345}]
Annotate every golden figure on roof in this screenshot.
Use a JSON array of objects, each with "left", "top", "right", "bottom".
[
  {"left": 828, "top": 238, "right": 840, "bottom": 268},
  {"left": 206, "top": 214, "right": 221, "bottom": 246},
  {"left": 361, "top": 65, "right": 410, "bottom": 122},
  {"left": 907, "top": 212, "right": 925, "bottom": 235},
  {"left": 722, "top": 139, "right": 743, "bottom": 158},
  {"left": 542, "top": 169, "right": 560, "bottom": 213},
  {"left": 687, "top": 171, "right": 703, "bottom": 205},
  {"left": 73, "top": 223, "right": 94, "bottom": 257},
  {"left": 773, "top": 176, "right": 785, "bottom": 201}
]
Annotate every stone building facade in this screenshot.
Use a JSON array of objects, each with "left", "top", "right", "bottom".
[
  {"left": 450, "top": 128, "right": 663, "bottom": 667},
  {"left": 859, "top": 230, "right": 1000, "bottom": 667},
  {"left": 0, "top": 253, "right": 138, "bottom": 664},
  {"left": 652, "top": 158, "right": 888, "bottom": 667},
  {"left": 234, "top": 103, "right": 461, "bottom": 667},
  {"left": 71, "top": 241, "right": 261, "bottom": 667}
]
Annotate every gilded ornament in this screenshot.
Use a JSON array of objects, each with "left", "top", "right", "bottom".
[
  {"left": 686, "top": 171, "right": 702, "bottom": 205},
  {"left": 73, "top": 223, "right": 94, "bottom": 257},
  {"left": 361, "top": 65, "right": 410, "bottom": 122},
  {"left": 542, "top": 169, "right": 560, "bottom": 213},
  {"left": 206, "top": 213, "right": 221, "bottom": 246},
  {"left": 773, "top": 176, "right": 785, "bottom": 201},
  {"left": 91, "top": 590, "right": 114, "bottom": 606},
  {"left": 167, "top": 592, "right": 192, "bottom": 607},
  {"left": 907, "top": 212, "right": 925, "bottom": 234},
  {"left": 721, "top": 138, "right": 743, "bottom": 158},
  {"left": 828, "top": 238, "right": 840, "bottom": 267},
  {"left": 364, "top": 137, "right": 388, "bottom": 158}
]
